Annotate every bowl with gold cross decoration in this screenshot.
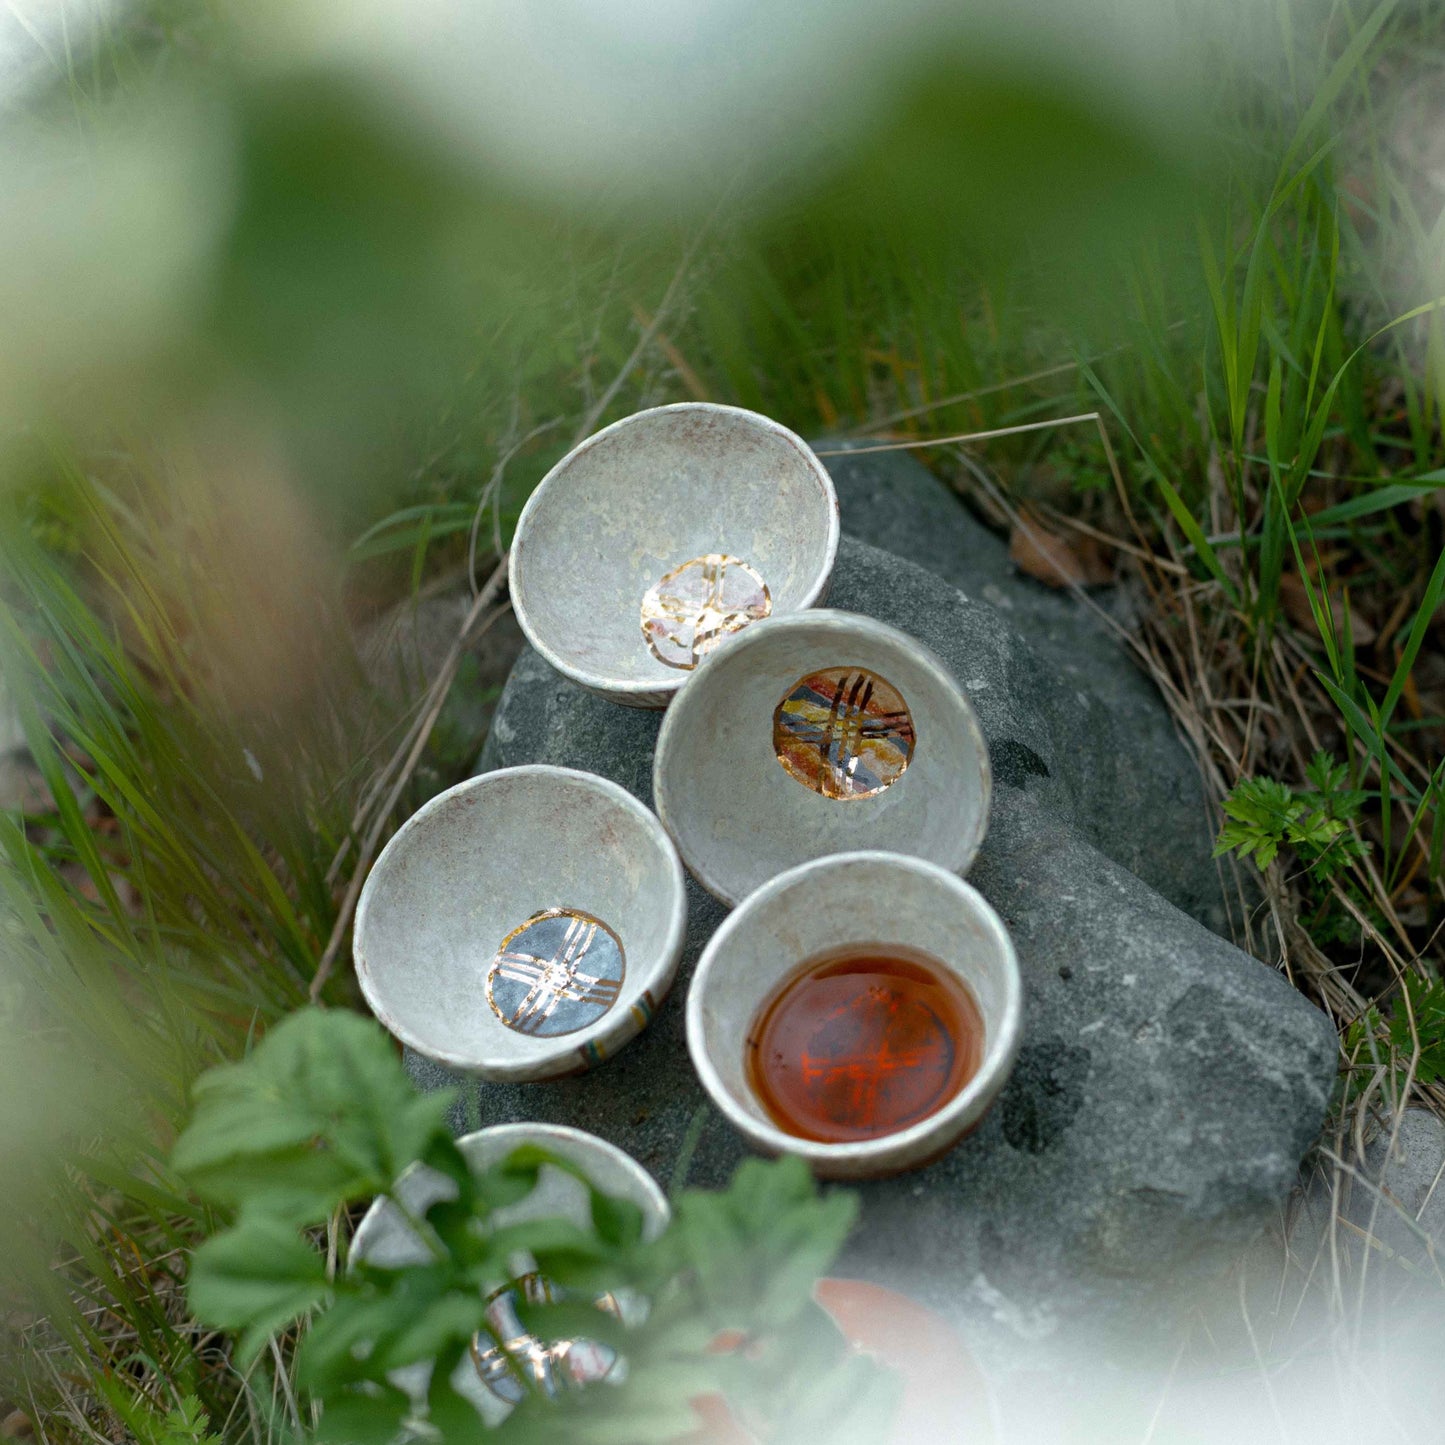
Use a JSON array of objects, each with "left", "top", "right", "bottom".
[
  {"left": 653, "top": 609, "right": 991, "bottom": 906},
  {"left": 349, "top": 1123, "right": 670, "bottom": 1428},
  {"left": 510, "top": 403, "right": 839, "bottom": 708},
  {"left": 354, "top": 765, "right": 687, "bottom": 1080}
]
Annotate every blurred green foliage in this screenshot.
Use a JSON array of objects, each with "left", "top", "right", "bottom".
[
  {"left": 174, "top": 1007, "right": 893, "bottom": 1444},
  {"left": 2, "top": 0, "right": 1445, "bottom": 1437}
]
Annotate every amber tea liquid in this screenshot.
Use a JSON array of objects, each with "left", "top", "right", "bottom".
[{"left": 745, "top": 945, "right": 985, "bottom": 1144}]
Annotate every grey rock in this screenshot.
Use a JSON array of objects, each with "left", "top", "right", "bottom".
[
  {"left": 1292, "top": 1109, "right": 1445, "bottom": 1277},
  {"left": 1362, "top": 1108, "right": 1445, "bottom": 1260},
  {"left": 406, "top": 455, "right": 1338, "bottom": 1340},
  {"left": 824, "top": 442, "right": 1229, "bottom": 934},
  {"left": 825, "top": 439, "right": 1148, "bottom": 697}
]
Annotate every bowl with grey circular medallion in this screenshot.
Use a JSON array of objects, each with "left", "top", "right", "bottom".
[
  {"left": 688, "top": 851, "right": 1023, "bottom": 1179},
  {"left": 510, "top": 402, "right": 839, "bottom": 708},
  {"left": 350, "top": 1123, "right": 670, "bottom": 1428},
  {"left": 653, "top": 609, "right": 991, "bottom": 905},
  {"left": 354, "top": 765, "right": 687, "bottom": 1080}
]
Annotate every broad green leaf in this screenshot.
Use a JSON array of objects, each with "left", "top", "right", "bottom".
[
  {"left": 425, "top": 1338, "right": 485, "bottom": 1441},
  {"left": 298, "top": 1291, "right": 414, "bottom": 1394},
  {"left": 512, "top": 1299, "right": 629, "bottom": 1356},
  {"left": 590, "top": 1189, "right": 645, "bottom": 1251},
  {"left": 186, "top": 1212, "right": 329, "bottom": 1365},
  {"left": 380, "top": 1289, "right": 490, "bottom": 1373},
  {"left": 667, "top": 1156, "right": 856, "bottom": 1333},
  {"left": 173, "top": 1007, "right": 454, "bottom": 1222},
  {"left": 312, "top": 1383, "right": 413, "bottom": 1445},
  {"left": 300, "top": 1270, "right": 484, "bottom": 1390}
]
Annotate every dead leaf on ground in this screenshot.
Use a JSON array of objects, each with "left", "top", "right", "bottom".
[
  {"left": 1008, "top": 507, "right": 1113, "bottom": 589},
  {"left": 1278, "top": 573, "right": 1377, "bottom": 648}
]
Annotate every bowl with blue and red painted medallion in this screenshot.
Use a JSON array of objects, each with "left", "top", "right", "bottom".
[
  {"left": 510, "top": 403, "right": 839, "bottom": 709},
  {"left": 653, "top": 609, "right": 990, "bottom": 906},
  {"left": 354, "top": 765, "right": 686, "bottom": 1080}
]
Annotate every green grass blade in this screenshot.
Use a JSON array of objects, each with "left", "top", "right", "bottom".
[
  {"left": 1082, "top": 358, "right": 1241, "bottom": 605},
  {"left": 1379, "top": 541, "right": 1445, "bottom": 733},
  {"left": 1308, "top": 478, "right": 1445, "bottom": 527}
]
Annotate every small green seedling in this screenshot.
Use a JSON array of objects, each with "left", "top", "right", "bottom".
[{"left": 1214, "top": 751, "right": 1369, "bottom": 879}]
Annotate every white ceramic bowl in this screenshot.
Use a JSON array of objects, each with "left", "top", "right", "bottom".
[
  {"left": 510, "top": 403, "right": 839, "bottom": 707},
  {"left": 354, "top": 765, "right": 686, "bottom": 1080},
  {"left": 687, "top": 851, "right": 1022, "bottom": 1179},
  {"left": 653, "top": 609, "right": 991, "bottom": 906},
  {"left": 350, "top": 1123, "right": 670, "bottom": 1428}
]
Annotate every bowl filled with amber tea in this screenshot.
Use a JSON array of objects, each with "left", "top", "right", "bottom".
[
  {"left": 654, "top": 609, "right": 990, "bottom": 905},
  {"left": 510, "top": 402, "right": 839, "bottom": 708},
  {"left": 687, "top": 850, "right": 1022, "bottom": 1178},
  {"left": 354, "top": 765, "right": 687, "bottom": 1081}
]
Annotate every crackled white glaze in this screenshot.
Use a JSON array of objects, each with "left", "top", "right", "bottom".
[
  {"left": 654, "top": 609, "right": 991, "bottom": 906},
  {"left": 511, "top": 404, "right": 838, "bottom": 707},
  {"left": 355, "top": 766, "right": 686, "bottom": 1080}
]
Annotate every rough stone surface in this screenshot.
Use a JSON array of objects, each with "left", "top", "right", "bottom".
[
  {"left": 402, "top": 450, "right": 1338, "bottom": 1342},
  {"left": 1293, "top": 1108, "right": 1445, "bottom": 1275},
  {"left": 824, "top": 441, "right": 1150, "bottom": 700},
  {"left": 1361, "top": 1109, "right": 1445, "bottom": 1260},
  {"left": 823, "top": 444, "right": 1229, "bottom": 934}
]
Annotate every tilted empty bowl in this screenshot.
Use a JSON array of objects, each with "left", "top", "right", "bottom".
[
  {"left": 351, "top": 1123, "right": 670, "bottom": 1428},
  {"left": 510, "top": 402, "right": 839, "bottom": 707},
  {"left": 653, "top": 609, "right": 991, "bottom": 905},
  {"left": 687, "top": 851, "right": 1023, "bottom": 1179},
  {"left": 354, "top": 765, "right": 687, "bottom": 1080}
]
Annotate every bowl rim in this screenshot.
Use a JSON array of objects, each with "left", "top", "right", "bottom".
[
  {"left": 510, "top": 401, "right": 841, "bottom": 703},
  {"left": 350, "top": 1122, "right": 672, "bottom": 1266},
  {"left": 354, "top": 764, "right": 688, "bottom": 1079},
  {"left": 685, "top": 850, "right": 1024, "bottom": 1170},
  {"left": 653, "top": 609, "right": 993, "bottom": 905}
]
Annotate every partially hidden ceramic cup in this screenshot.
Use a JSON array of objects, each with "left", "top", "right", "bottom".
[
  {"left": 510, "top": 402, "right": 839, "bottom": 708},
  {"left": 350, "top": 1123, "right": 670, "bottom": 1428},
  {"left": 687, "top": 851, "right": 1023, "bottom": 1179},
  {"left": 653, "top": 609, "right": 991, "bottom": 905},
  {"left": 354, "top": 765, "right": 686, "bottom": 1080}
]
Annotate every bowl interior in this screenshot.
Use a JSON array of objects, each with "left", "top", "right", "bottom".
[
  {"left": 657, "top": 612, "right": 989, "bottom": 904},
  {"left": 351, "top": 1125, "right": 669, "bottom": 1426},
  {"left": 357, "top": 770, "right": 680, "bottom": 1070},
  {"left": 353, "top": 1124, "right": 670, "bottom": 1270},
  {"left": 693, "top": 856, "right": 1016, "bottom": 1139},
  {"left": 514, "top": 406, "right": 835, "bottom": 687}
]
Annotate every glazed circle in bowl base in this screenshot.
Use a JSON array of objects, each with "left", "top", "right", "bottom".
[
  {"left": 654, "top": 609, "right": 991, "bottom": 905},
  {"left": 355, "top": 765, "right": 686, "bottom": 1080}
]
